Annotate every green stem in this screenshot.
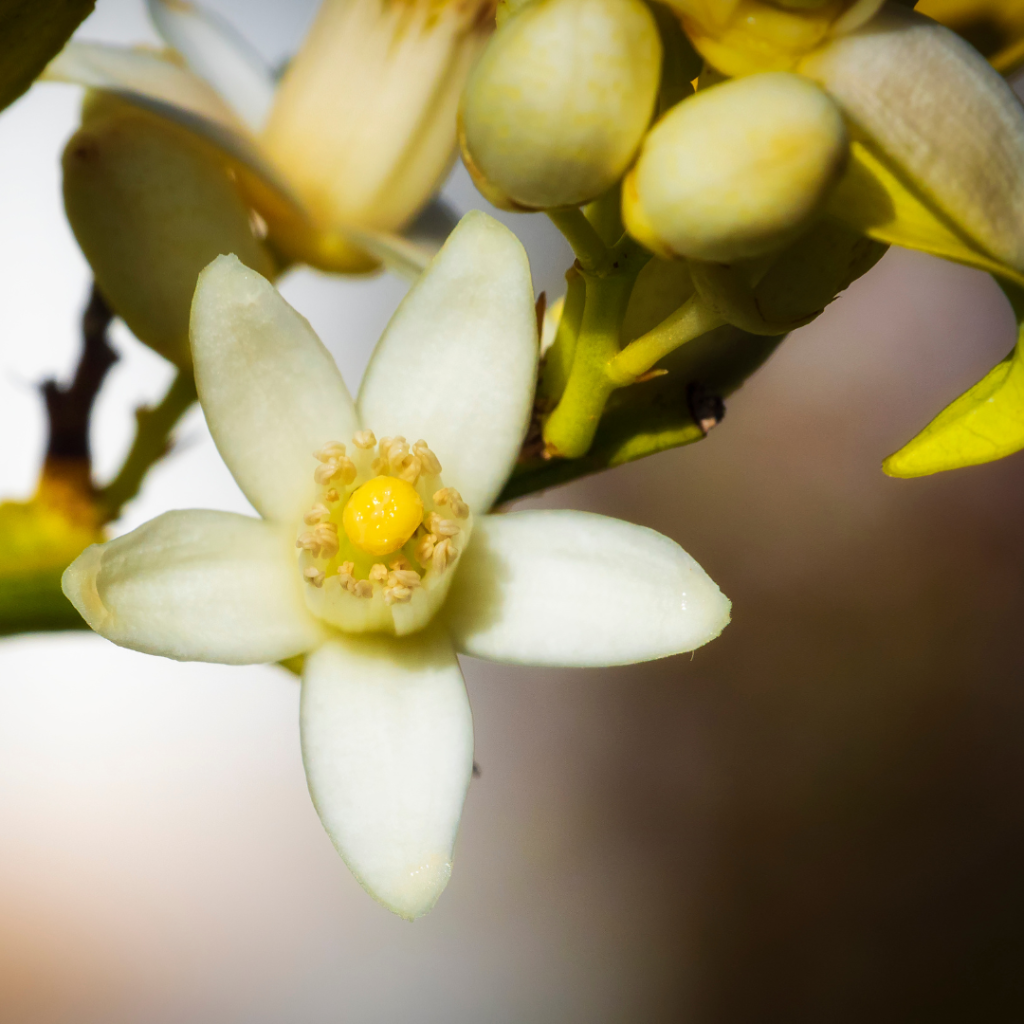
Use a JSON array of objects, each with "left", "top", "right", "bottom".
[
  {"left": 96, "top": 369, "right": 197, "bottom": 522},
  {"left": 547, "top": 206, "right": 610, "bottom": 273},
  {"left": 607, "top": 293, "right": 724, "bottom": 386},
  {"left": 538, "top": 266, "right": 586, "bottom": 404},
  {"left": 583, "top": 183, "right": 624, "bottom": 248},
  {"left": 542, "top": 271, "right": 637, "bottom": 458}
]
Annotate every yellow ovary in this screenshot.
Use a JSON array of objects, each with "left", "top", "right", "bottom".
[{"left": 342, "top": 476, "right": 424, "bottom": 556}]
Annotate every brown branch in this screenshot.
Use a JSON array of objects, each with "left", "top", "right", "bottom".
[{"left": 41, "top": 283, "right": 117, "bottom": 467}]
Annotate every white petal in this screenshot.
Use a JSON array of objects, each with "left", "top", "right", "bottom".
[
  {"left": 357, "top": 211, "right": 538, "bottom": 513},
  {"left": 301, "top": 630, "right": 474, "bottom": 920},
  {"left": 44, "top": 42, "right": 304, "bottom": 222},
  {"left": 147, "top": 0, "right": 276, "bottom": 131},
  {"left": 191, "top": 255, "right": 361, "bottom": 525},
  {"left": 61, "top": 510, "right": 324, "bottom": 664},
  {"left": 800, "top": 7, "right": 1024, "bottom": 272},
  {"left": 445, "top": 510, "right": 731, "bottom": 667}
]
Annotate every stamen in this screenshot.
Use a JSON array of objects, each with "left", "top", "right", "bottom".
[
  {"left": 388, "top": 569, "right": 421, "bottom": 589},
  {"left": 314, "top": 455, "right": 356, "bottom": 486},
  {"left": 303, "top": 566, "right": 325, "bottom": 587},
  {"left": 383, "top": 585, "right": 413, "bottom": 604},
  {"left": 369, "top": 563, "right": 389, "bottom": 583},
  {"left": 325, "top": 489, "right": 339, "bottom": 503},
  {"left": 425, "top": 511, "right": 460, "bottom": 537},
  {"left": 389, "top": 556, "right": 411, "bottom": 571},
  {"left": 353, "top": 430, "right": 377, "bottom": 449},
  {"left": 350, "top": 579, "right": 373, "bottom": 599},
  {"left": 432, "top": 537, "right": 457, "bottom": 573},
  {"left": 413, "top": 441, "right": 442, "bottom": 476},
  {"left": 304, "top": 503, "right": 330, "bottom": 525},
  {"left": 432, "top": 487, "right": 469, "bottom": 519},
  {"left": 415, "top": 532, "right": 437, "bottom": 566},
  {"left": 395, "top": 454, "right": 422, "bottom": 485},
  {"left": 314, "top": 441, "right": 347, "bottom": 463}
]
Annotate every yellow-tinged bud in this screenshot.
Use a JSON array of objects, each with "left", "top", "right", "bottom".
[
  {"left": 63, "top": 102, "right": 274, "bottom": 367},
  {"left": 666, "top": 0, "right": 883, "bottom": 75},
  {"left": 623, "top": 73, "right": 848, "bottom": 263},
  {"left": 459, "top": 0, "right": 661, "bottom": 210},
  {"left": 262, "top": 0, "right": 493, "bottom": 235}
]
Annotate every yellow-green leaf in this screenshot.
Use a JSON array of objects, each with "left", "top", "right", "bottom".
[
  {"left": 883, "top": 281, "right": 1024, "bottom": 477},
  {"left": 0, "top": 0, "right": 94, "bottom": 113},
  {"left": 825, "top": 139, "right": 1024, "bottom": 290}
]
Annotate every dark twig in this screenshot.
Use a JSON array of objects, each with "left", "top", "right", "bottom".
[{"left": 41, "top": 283, "right": 116, "bottom": 466}]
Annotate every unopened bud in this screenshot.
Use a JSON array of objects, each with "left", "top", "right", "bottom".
[
  {"left": 459, "top": 0, "right": 661, "bottom": 210},
  {"left": 623, "top": 73, "right": 848, "bottom": 263},
  {"left": 62, "top": 101, "right": 275, "bottom": 367}
]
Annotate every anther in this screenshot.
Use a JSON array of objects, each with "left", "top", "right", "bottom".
[
  {"left": 351, "top": 579, "right": 373, "bottom": 599},
  {"left": 415, "top": 533, "right": 437, "bottom": 566},
  {"left": 389, "top": 556, "right": 411, "bottom": 571},
  {"left": 303, "top": 566, "right": 326, "bottom": 587},
  {"left": 433, "top": 488, "right": 468, "bottom": 519},
  {"left": 304, "top": 503, "right": 330, "bottom": 525},
  {"left": 413, "top": 441, "right": 442, "bottom": 476},
  {"left": 325, "top": 489, "right": 339, "bottom": 503},
  {"left": 432, "top": 538, "right": 457, "bottom": 573},
  {"left": 353, "top": 430, "right": 377, "bottom": 449},
  {"left": 396, "top": 455, "right": 422, "bottom": 484},
  {"left": 369, "top": 563, "right": 389, "bottom": 583},
  {"left": 383, "top": 585, "right": 413, "bottom": 605},
  {"left": 425, "top": 511, "right": 460, "bottom": 537},
  {"left": 314, "top": 442, "right": 346, "bottom": 463}
]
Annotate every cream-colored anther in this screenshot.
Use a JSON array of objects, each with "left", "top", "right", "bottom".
[
  {"left": 383, "top": 585, "right": 414, "bottom": 605},
  {"left": 432, "top": 538, "right": 458, "bottom": 573},
  {"left": 395, "top": 455, "right": 422, "bottom": 484},
  {"left": 388, "top": 569, "right": 422, "bottom": 589},
  {"left": 352, "top": 430, "right": 377, "bottom": 449},
  {"left": 425, "top": 512, "right": 460, "bottom": 538},
  {"left": 304, "top": 503, "right": 331, "bottom": 525},
  {"left": 433, "top": 488, "right": 469, "bottom": 518},
  {"left": 369, "top": 563, "right": 389, "bottom": 583},
  {"left": 351, "top": 579, "right": 373, "bottom": 599},
  {"left": 325, "top": 489, "right": 339, "bottom": 503},
  {"left": 313, "top": 523, "right": 339, "bottom": 559},
  {"left": 390, "top": 556, "right": 411, "bottom": 571},
  {"left": 303, "top": 566, "right": 326, "bottom": 587},
  {"left": 415, "top": 533, "right": 438, "bottom": 566},
  {"left": 314, "top": 441, "right": 347, "bottom": 462},
  {"left": 314, "top": 455, "right": 356, "bottom": 486},
  {"left": 412, "top": 441, "right": 442, "bottom": 475}
]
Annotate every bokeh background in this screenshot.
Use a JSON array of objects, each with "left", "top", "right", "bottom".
[{"left": 1, "top": 2, "right": 1023, "bottom": 1020}]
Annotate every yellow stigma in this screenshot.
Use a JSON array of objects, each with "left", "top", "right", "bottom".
[{"left": 342, "top": 476, "right": 424, "bottom": 556}]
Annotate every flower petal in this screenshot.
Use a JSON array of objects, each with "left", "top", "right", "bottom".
[
  {"left": 357, "top": 211, "right": 538, "bottom": 513},
  {"left": 445, "top": 510, "right": 731, "bottom": 666},
  {"left": 301, "top": 629, "right": 474, "bottom": 920},
  {"left": 61, "top": 510, "right": 324, "bottom": 664},
  {"left": 147, "top": 0, "right": 276, "bottom": 131},
  {"left": 44, "top": 42, "right": 305, "bottom": 223},
  {"left": 190, "top": 255, "right": 361, "bottom": 525}
]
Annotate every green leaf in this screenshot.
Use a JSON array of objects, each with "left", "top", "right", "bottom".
[
  {"left": 0, "top": 0, "right": 95, "bottom": 113},
  {"left": 883, "top": 280, "right": 1024, "bottom": 478}
]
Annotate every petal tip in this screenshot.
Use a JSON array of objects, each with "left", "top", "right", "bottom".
[
  {"left": 368, "top": 853, "right": 453, "bottom": 921},
  {"left": 61, "top": 543, "right": 109, "bottom": 633}
]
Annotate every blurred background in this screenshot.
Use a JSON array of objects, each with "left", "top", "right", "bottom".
[{"left": 1, "top": 2, "right": 1023, "bottom": 1020}]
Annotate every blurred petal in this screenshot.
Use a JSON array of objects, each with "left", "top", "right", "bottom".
[
  {"left": 62, "top": 510, "right": 324, "bottom": 664},
  {"left": 358, "top": 211, "right": 538, "bottom": 513},
  {"left": 147, "top": 0, "right": 275, "bottom": 130},
  {"left": 44, "top": 42, "right": 305, "bottom": 224},
  {"left": 191, "top": 255, "right": 360, "bottom": 524},
  {"left": 800, "top": 7, "right": 1024, "bottom": 274},
  {"left": 884, "top": 280, "right": 1024, "bottom": 476},
  {"left": 446, "top": 510, "right": 731, "bottom": 667},
  {"left": 301, "top": 630, "right": 473, "bottom": 920}
]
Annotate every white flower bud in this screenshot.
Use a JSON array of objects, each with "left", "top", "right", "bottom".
[
  {"left": 459, "top": 0, "right": 661, "bottom": 210},
  {"left": 623, "top": 72, "right": 848, "bottom": 263}
]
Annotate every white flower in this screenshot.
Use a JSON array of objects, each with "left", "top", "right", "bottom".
[
  {"left": 62, "top": 212, "right": 731, "bottom": 919},
  {"left": 44, "top": 0, "right": 493, "bottom": 276}
]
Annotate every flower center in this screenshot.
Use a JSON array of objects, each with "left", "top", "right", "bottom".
[
  {"left": 342, "top": 476, "right": 424, "bottom": 556},
  {"left": 295, "top": 431, "right": 472, "bottom": 636}
]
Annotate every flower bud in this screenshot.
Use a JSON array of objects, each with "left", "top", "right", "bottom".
[
  {"left": 459, "top": 0, "right": 661, "bottom": 210},
  {"left": 63, "top": 101, "right": 275, "bottom": 367},
  {"left": 666, "top": 0, "right": 884, "bottom": 76},
  {"left": 623, "top": 73, "right": 848, "bottom": 263}
]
